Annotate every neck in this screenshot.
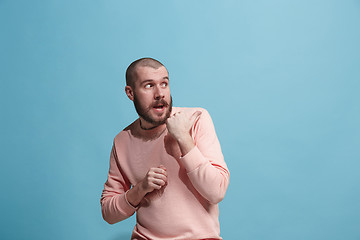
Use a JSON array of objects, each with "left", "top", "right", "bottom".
[
  {"left": 137, "top": 119, "right": 167, "bottom": 140},
  {"left": 139, "top": 120, "right": 160, "bottom": 130}
]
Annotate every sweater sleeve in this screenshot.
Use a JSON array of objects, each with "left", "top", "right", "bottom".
[
  {"left": 180, "top": 108, "right": 230, "bottom": 204},
  {"left": 100, "top": 144, "right": 137, "bottom": 224}
]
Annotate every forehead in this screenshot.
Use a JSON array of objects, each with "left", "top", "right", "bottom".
[{"left": 134, "top": 66, "right": 168, "bottom": 83}]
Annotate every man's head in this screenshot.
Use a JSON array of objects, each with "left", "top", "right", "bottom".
[
  {"left": 125, "top": 58, "right": 172, "bottom": 129},
  {"left": 126, "top": 58, "right": 165, "bottom": 89}
]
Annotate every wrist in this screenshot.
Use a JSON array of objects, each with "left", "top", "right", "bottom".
[
  {"left": 127, "top": 183, "right": 148, "bottom": 207},
  {"left": 137, "top": 181, "right": 150, "bottom": 195},
  {"left": 176, "top": 135, "right": 195, "bottom": 157},
  {"left": 174, "top": 133, "right": 193, "bottom": 144}
]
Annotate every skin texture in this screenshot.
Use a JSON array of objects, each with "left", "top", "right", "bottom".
[
  {"left": 124, "top": 66, "right": 201, "bottom": 207},
  {"left": 166, "top": 110, "right": 202, "bottom": 156},
  {"left": 125, "top": 66, "right": 171, "bottom": 130}
]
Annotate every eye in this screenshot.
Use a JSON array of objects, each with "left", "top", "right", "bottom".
[
  {"left": 161, "top": 82, "right": 168, "bottom": 87},
  {"left": 144, "top": 83, "right": 152, "bottom": 89}
]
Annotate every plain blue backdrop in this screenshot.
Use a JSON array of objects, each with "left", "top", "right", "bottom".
[{"left": 1, "top": 0, "right": 359, "bottom": 239}]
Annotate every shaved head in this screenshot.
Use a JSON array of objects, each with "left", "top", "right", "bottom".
[{"left": 126, "top": 58, "right": 166, "bottom": 88}]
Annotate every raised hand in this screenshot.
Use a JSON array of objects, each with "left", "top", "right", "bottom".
[
  {"left": 166, "top": 110, "right": 202, "bottom": 156},
  {"left": 166, "top": 111, "right": 202, "bottom": 142}
]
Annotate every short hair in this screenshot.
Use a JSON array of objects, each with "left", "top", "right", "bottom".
[{"left": 125, "top": 57, "right": 166, "bottom": 88}]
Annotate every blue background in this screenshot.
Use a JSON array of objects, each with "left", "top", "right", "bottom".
[{"left": 1, "top": 0, "right": 359, "bottom": 239}]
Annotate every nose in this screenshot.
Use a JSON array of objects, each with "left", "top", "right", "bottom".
[{"left": 154, "top": 85, "right": 164, "bottom": 100}]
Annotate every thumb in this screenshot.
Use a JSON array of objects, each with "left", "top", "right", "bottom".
[{"left": 190, "top": 111, "right": 202, "bottom": 126}]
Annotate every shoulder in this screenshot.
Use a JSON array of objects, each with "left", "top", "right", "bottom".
[
  {"left": 113, "top": 119, "right": 137, "bottom": 145},
  {"left": 113, "top": 131, "right": 129, "bottom": 146}
]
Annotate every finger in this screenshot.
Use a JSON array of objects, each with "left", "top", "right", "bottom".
[
  {"left": 172, "top": 111, "right": 184, "bottom": 117},
  {"left": 152, "top": 177, "right": 166, "bottom": 185},
  {"left": 158, "top": 165, "right": 167, "bottom": 171},
  {"left": 150, "top": 178, "right": 166, "bottom": 187},
  {"left": 149, "top": 182, "right": 163, "bottom": 190},
  {"left": 151, "top": 167, "right": 167, "bottom": 175},
  {"left": 149, "top": 169, "right": 167, "bottom": 180},
  {"left": 149, "top": 170, "right": 167, "bottom": 178},
  {"left": 152, "top": 173, "right": 167, "bottom": 182}
]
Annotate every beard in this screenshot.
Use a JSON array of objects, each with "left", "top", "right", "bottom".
[{"left": 133, "top": 95, "right": 173, "bottom": 127}]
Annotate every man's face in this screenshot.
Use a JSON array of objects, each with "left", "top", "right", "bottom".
[{"left": 132, "top": 66, "right": 172, "bottom": 128}]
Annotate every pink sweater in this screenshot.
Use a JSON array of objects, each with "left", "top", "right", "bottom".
[{"left": 101, "top": 107, "right": 230, "bottom": 240}]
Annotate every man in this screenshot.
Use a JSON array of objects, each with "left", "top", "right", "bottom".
[{"left": 101, "top": 58, "right": 230, "bottom": 240}]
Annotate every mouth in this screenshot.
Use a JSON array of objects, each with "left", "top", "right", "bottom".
[
  {"left": 153, "top": 104, "right": 165, "bottom": 111},
  {"left": 152, "top": 101, "right": 167, "bottom": 112}
]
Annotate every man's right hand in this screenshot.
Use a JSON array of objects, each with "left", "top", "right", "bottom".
[
  {"left": 126, "top": 165, "right": 167, "bottom": 208},
  {"left": 140, "top": 165, "right": 168, "bottom": 193}
]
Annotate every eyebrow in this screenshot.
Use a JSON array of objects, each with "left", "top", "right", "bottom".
[
  {"left": 140, "top": 80, "right": 153, "bottom": 84},
  {"left": 140, "top": 77, "right": 169, "bottom": 84}
]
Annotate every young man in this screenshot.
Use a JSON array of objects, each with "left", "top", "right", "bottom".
[{"left": 101, "top": 58, "right": 230, "bottom": 240}]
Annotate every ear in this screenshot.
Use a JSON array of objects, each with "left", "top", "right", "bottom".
[{"left": 125, "top": 86, "right": 134, "bottom": 101}]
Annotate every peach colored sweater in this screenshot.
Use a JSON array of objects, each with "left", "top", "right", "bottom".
[{"left": 101, "top": 107, "right": 230, "bottom": 240}]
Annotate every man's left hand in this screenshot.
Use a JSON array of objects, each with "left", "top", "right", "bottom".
[{"left": 166, "top": 110, "right": 202, "bottom": 142}]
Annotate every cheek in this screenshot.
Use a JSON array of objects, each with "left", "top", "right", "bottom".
[
  {"left": 164, "top": 90, "right": 171, "bottom": 98},
  {"left": 136, "top": 92, "right": 154, "bottom": 105}
]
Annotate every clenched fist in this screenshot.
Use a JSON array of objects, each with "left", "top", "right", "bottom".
[
  {"left": 140, "top": 165, "right": 168, "bottom": 194},
  {"left": 166, "top": 111, "right": 202, "bottom": 142},
  {"left": 126, "top": 165, "right": 168, "bottom": 208},
  {"left": 166, "top": 110, "right": 202, "bottom": 156}
]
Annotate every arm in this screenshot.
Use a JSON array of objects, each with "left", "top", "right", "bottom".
[
  {"left": 101, "top": 145, "right": 168, "bottom": 224},
  {"left": 100, "top": 145, "right": 136, "bottom": 224},
  {"left": 166, "top": 108, "right": 230, "bottom": 204}
]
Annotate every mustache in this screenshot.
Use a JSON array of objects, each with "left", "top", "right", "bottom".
[{"left": 151, "top": 99, "right": 169, "bottom": 107}]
